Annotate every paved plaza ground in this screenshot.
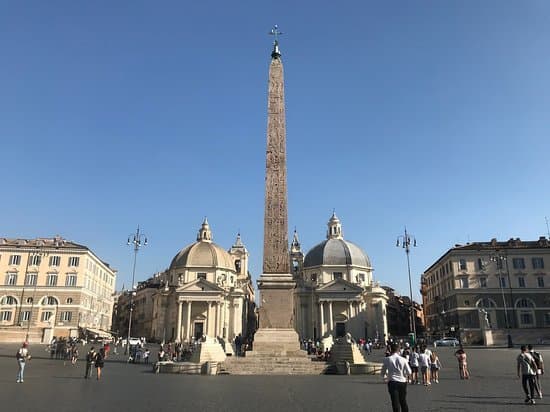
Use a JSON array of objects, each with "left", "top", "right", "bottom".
[{"left": 0, "top": 343, "right": 548, "bottom": 411}]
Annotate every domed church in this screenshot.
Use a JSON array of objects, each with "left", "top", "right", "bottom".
[
  {"left": 292, "top": 213, "right": 388, "bottom": 341},
  {"left": 149, "top": 219, "right": 255, "bottom": 343}
]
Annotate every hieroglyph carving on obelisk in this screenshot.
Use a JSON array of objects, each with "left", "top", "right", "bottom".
[{"left": 263, "top": 35, "right": 290, "bottom": 275}]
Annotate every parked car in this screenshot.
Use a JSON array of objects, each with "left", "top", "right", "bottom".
[
  {"left": 123, "top": 337, "right": 142, "bottom": 346},
  {"left": 434, "top": 337, "right": 459, "bottom": 347}
]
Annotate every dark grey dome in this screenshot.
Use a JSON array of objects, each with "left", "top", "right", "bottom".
[{"left": 304, "top": 238, "right": 371, "bottom": 268}]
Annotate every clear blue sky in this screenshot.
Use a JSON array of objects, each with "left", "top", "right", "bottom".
[{"left": 2, "top": 1, "right": 550, "bottom": 301}]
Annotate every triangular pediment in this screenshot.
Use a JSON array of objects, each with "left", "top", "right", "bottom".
[
  {"left": 176, "top": 278, "right": 225, "bottom": 293},
  {"left": 316, "top": 278, "right": 364, "bottom": 294}
]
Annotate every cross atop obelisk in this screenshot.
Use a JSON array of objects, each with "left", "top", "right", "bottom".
[{"left": 262, "top": 24, "right": 290, "bottom": 275}]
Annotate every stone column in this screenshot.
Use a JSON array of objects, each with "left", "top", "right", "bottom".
[
  {"left": 186, "top": 301, "right": 192, "bottom": 341},
  {"left": 347, "top": 301, "right": 352, "bottom": 319},
  {"left": 328, "top": 301, "right": 334, "bottom": 334},
  {"left": 319, "top": 302, "right": 325, "bottom": 337},
  {"left": 176, "top": 301, "right": 183, "bottom": 342},
  {"left": 215, "top": 301, "right": 221, "bottom": 337}
]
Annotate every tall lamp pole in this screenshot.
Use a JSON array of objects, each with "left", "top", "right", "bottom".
[
  {"left": 490, "top": 253, "right": 513, "bottom": 348},
  {"left": 125, "top": 226, "right": 147, "bottom": 354},
  {"left": 396, "top": 227, "right": 417, "bottom": 344},
  {"left": 24, "top": 250, "right": 48, "bottom": 342}
]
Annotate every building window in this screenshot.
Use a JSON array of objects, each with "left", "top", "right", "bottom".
[
  {"left": 68, "top": 257, "right": 80, "bottom": 267},
  {"left": 29, "top": 254, "right": 42, "bottom": 266},
  {"left": 60, "top": 311, "right": 72, "bottom": 322},
  {"left": 49, "top": 256, "right": 61, "bottom": 267},
  {"left": 477, "top": 258, "right": 485, "bottom": 270},
  {"left": 520, "top": 312, "right": 534, "bottom": 325},
  {"left": 9, "top": 255, "right": 21, "bottom": 265},
  {"left": 512, "top": 258, "right": 525, "bottom": 270},
  {"left": 538, "top": 277, "right": 545, "bottom": 288},
  {"left": 19, "top": 311, "right": 30, "bottom": 322},
  {"left": 42, "top": 296, "right": 58, "bottom": 305},
  {"left": 41, "top": 311, "right": 53, "bottom": 322},
  {"left": 46, "top": 274, "right": 58, "bottom": 286},
  {"left": 518, "top": 277, "right": 526, "bottom": 288},
  {"left": 333, "top": 272, "right": 343, "bottom": 280},
  {"left": 310, "top": 273, "right": 317, "bottom": 282},
  {"left": 545, "top": 313, "right": 550, "bottom": 326},
  {"left": 499, "top": 277, "right": 507, "bottom": 288},
  {"left": 460, "top": 277, "right": 469, "bottom": 288},
  {"left": 66, "top": 274, "right": 77, "bottom": 287},
  {"left": 5, "top": 273, "right": 17, "bottom": 285},
  {"left": 479, "top": 277, "right": 487, "bottom": 288},
  {"left": 0, "top": 311, "right": 12, "bottom": 321},
  {"left": 0, "top": 295, "right": 17, "bottom": 305},
  {"left": 197, "top": 273, "right": 207, "bottom": 280},
  {"left": 25, "top": 273, "right": 37, "bottom": 285},
  {"left": 516, "top": 298, "right": 534, "bottom": 308},
  {"left": 495, "top": 258, "right": 504, "bottom": 270},
  {"left": 26, "top": 297, "right": 33, "bottom": 304},
  {"left": 66, "top": 298, "right": 73, "bottom": 304},
  {"left": 459, "top": 259, "right": 467, "bottom": 271},
  {"left": 532, "top": 257, "right": 544, "bottom": 269}
]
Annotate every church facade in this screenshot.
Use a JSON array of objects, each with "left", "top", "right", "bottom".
[
  {"left": 292, "top": 213, "right": 389, "bottom": 342},
  {"left": 115, "top": 219, "right": 256, "bottom": 344}
]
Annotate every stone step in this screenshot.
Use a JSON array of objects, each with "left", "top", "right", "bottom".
[{"left": 221, "top": 357, "right": 328, "bottom": 375}]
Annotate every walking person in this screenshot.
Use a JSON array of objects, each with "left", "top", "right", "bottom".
[
  {"left": 84, "top": 347, "right": 96, "bottom": 379},
  {"left": 16, "top": 342, "right": 31, "bottom": 383},
  {"left": 409, "top": 346, "right": 419, "bottom": 384},
  {"left": 418, "top": 347, "right": 431, "bottom": 386},
  {"left": 71, "top": 346, "right": 79, "bottom": 365},
  {"left": 518, "top": 345, "right": 538, "bottom": 404},
  {"left": 430, "top": 351, "right": 442, "bottom": 383},
  {"left": 95, "top": 348, "right": 105, "bottom": 380},
  {"left": 454, "top": 347, "right": 469, "bottom": 379},
  {"left": 528, "top": 344, "right": 544, "bottom": 398},
  {"left": 381, "top": 342, "right": 412, "bottom": 412}
]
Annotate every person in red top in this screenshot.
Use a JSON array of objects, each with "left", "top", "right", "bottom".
[{"left": 381, "top": 343, "right": 412, "bottom": 412}]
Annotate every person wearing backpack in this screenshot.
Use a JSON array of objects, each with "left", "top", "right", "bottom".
[
  {"left": 517, "top": 345, "right": 538, "bottom": 404},
  {"left": 528, "top": 344, "right": 544, "bottom": 399},
  {"left": 16, "top": 342, "right": 31, "bottom": 383}
]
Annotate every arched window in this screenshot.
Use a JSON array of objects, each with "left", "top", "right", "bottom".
[
  {"left": 0, "top": 295, "right": 18, "bottom": 305},
  {"left": 515, "top": 298, "right": 535, "bottom": 308},
  {"left": 41, "top": 296, "right": 58, "bottom": 306},
  {"left": 476, "top": 298, "right": 497, "bottom": 308}
]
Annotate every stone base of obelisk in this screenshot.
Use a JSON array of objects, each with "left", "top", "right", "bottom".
[{"left": 248, "top": 273, "right": 306, "bottom": 357}]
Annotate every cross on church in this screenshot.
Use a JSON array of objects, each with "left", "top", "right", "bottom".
[{"left": 269, "top": 25, "right": 283, "bottom": 42}]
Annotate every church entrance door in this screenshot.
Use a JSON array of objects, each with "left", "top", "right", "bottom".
[
  {"left": 335, "top": 322, "right": 346, "bottom": 337},
  {"left": 194, "top": 322, "right": 204, "bottom": 340}
]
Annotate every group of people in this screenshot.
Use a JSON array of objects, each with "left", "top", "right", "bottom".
[
  {"left": 382, "top": 341, "right": 545, "bottom": 411},
  {"left": 84, "top": 347, "right": 106, "bottom": 380},
  {"left": 517, "top": 344, "right": 545, "bottom": 405}
]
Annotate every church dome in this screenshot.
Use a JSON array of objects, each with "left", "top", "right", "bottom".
[
  {"left": 304, "top": 238, "right": 371, "bottom": 268},
  {"left": 169, "top": 219, "right": 235, "bottom": 271},
  {"left": 303, "top": 213, "right": 372, "bottom": 268}
]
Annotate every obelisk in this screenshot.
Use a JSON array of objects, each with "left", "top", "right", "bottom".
[{"left": 252, "top": 26, "right": 302, "bottom": 356}]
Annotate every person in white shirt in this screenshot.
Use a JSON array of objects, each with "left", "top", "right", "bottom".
[
  {"left": 381, "top": 343, "right": 412, "bottom": 412},
  {"left": 409, "top": 346, "right": 420, "bottom": 384},
  {"left": 418, "top": 347, "right": 431, "bottom": 386},
  {"left": 16, "top": 342, "right": 31, "bottom": 383}
]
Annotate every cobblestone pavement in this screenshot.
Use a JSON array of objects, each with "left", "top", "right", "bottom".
[{"left": 0, "top": 343, "right": 548, "bottom": 412}]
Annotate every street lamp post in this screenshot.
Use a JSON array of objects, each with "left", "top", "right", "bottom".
[
  {"left": 125, "top": 226, "right": 147, "bottom": 354},
  {"left": 396, "top": 227, "right": 417, "bottom": 343},
  {"left": 490, "top": 253, "right": 513, "bottom": 348},
  {"left": 24, "top": 250, "right": 48, "bottom": 342}
]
